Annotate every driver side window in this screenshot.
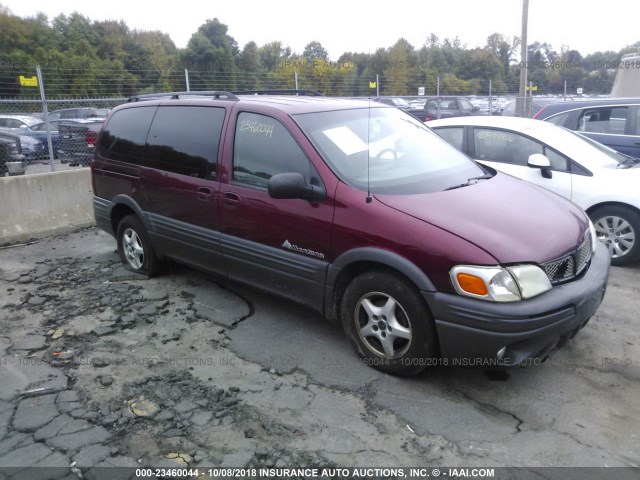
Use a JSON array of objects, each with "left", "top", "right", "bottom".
[
  {"left": 474, "top": 128, "right": 542, "bottom": 166},
  {"left": 233, "top": 112, "right": 311, "bottom": 188}
]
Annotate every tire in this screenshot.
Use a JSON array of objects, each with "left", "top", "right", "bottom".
[
  {"left": 341, "top": 270, "right": 439, "bottom": 376},
  {"left": 116, "top": 214, "right": 162, "bottom": 276},
  {"left": 590, "top": 206, "right": 640, "bottom": 266}
]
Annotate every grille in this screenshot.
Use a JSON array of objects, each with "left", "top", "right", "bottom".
[
  {"left": 542, "top": 234, "right": 592, "bottom": 284},
  {"left": 576, "top": 234, "right": 592, "bottom": 275}
]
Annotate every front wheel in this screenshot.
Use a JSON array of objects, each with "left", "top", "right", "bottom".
[
  {"left": 116, "top": 215, "right": 162, "bottom": 276},
  {"left": 590, "top": 206, "right": 640, "bottom": 266},
  {"left": 341, "top": 270, "right": 439, "bottom": 376}
]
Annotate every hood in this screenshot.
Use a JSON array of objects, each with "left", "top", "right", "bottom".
[{"left": 375, "top": 172, "right": 589, "bottom": 264}]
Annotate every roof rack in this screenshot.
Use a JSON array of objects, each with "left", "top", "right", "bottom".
[
  {"left": 232, "top": 89, "right": 322, "bottom": 96},
  {"left": 127, "top": 91, "right": 239, "bottom": 103}
]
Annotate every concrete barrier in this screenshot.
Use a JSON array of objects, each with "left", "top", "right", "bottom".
[{"left": 0, "top": 168, "right": 95, "bottom": 244}]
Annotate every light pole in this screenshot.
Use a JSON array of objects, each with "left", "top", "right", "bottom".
[{"left": 517, "top": 0, "right": 529, "bottom": 117}]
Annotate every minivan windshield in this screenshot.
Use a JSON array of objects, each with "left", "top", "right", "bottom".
[{"left": 294, "top": 107, "right": 487, "bottom": 194}]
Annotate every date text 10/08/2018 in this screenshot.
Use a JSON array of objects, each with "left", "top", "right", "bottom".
[{"left": 135, "top": 467, "right": 496, "bottom": 478}]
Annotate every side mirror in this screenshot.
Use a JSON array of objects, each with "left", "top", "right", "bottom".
[
  {"left": 528, "top": 153, "right": 552, "bottom": 179},
  {"left": 474, "top": 105, "right": 480, "bottom": 111},
  {"left": 268, "top": 172, "right": 326, "bottom": 202}
]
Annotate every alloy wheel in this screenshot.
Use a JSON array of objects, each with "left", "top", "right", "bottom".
[
  {"left": 122, "top": 228, "right": 144, "bottom": 270},
  {"left": 354, "top": 292, "right": 412, "bottom": 358}
]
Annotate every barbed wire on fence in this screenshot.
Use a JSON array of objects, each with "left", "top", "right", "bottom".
[
  {"left": 0, "top": 64, "right": 618, "bottom": 99},
  {"left": 0, "top": 62, "right": 618, "bottom": 178}
]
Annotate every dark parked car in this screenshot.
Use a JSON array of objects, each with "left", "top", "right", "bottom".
[
  {"left": 416, "top": 96, "right": 487, "bottom": 121},
  {"left": 0, "top": 114, "right": 41, "bottom": 130},
  {"left": 92, "top": 91, "right": 609, "bottom": 376},
  {"left": 13, "top": 121, "right": 61, "bottom": 158},
  {"left": 374, "top": 97, "right": 434, "bottom": 122},
  {"left": 0, "top": 131, "right": 26, "bottom": 176},
  {"left": 57, "top": 119, "right": 104, "bottom": 166},
  {"left": 0, "top": 129, "right": 45, "bottom": 162},
  {"left": 501, "top": 97, "right": 577, "bottom": 118},
  {"left": 533, "top": 98, "right": 640, "bottom": 158}
]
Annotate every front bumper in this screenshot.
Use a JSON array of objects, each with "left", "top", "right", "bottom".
[{"left": 422, "top": 242, "right": 610, "bottom": 365}]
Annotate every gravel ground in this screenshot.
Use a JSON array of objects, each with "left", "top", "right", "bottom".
[{"left": 0, "top": 228, "right": 638, "bottom": 479}]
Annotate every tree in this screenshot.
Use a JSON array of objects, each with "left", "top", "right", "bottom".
[
  {"left": 127, "top": 30, "right": 179, "bottom": 92},
  {"left": 237, "top": 41, "right": 260, "bottom": 89},
  {"left": 303, "top": 41, "right": 328, "bottom": 61},
  {"left": 456, "top": 49, "right": 501, "bottom": 83},
  {"left": 93, "top": 20, "right": 129, "bottom": 62},
  {"left": 197, "top": 18, "right": 239, "bottom": 58},
  {"left": 182, "top": 18, "right": 238, "bottom": 90},
  {"left": 52, "top": 13, "right": 98, "bottom": 53},
  {"left": 425, "top": 33, "right": 439, "bottom": 48},
  {"left": 338, "top": 52, "right": 369, "bottom": 76},
  {"left": 486, "top": 33, "right": 519, "bottom": 78},
  {"left": 258, "top": 41, "right": 289, "bottom": 72},
  {"left": 384, "top": 39, "right": 415, "bottom": 95}
]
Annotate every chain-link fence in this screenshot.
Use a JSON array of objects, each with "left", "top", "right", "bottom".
[{"left": 0, "top": 97, "right": 125, "bottom": 176}]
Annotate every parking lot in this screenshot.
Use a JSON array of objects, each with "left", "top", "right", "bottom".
[{"left": 0, "top": 228, "right": 638, "bottom": 477}]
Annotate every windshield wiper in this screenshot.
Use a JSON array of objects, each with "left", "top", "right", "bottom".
[{"left": 444, "top": 174, "right": 493, "bottom": 191}]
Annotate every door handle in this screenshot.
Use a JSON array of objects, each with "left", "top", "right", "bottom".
[
  {"left": 197, "top": 187, "right": 213, "bottom": 201},
  {"left": 223, "top": 192, "right": 241, "bottom": 206}
]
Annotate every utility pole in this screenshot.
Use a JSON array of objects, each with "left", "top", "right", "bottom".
[{"left": 517, "top": 0, "right": 529, "bottom": 117}]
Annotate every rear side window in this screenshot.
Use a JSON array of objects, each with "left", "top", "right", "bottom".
[
  {"left": 145, "top": 106, "right": 225, "bottom": 179},
  {"left": 441, "top": 99, "right": 457, "bottom": 110},
  {"left": 543, "top": 147, "right": 570, "bottom": 172},
  {"left": 578, "top": 107, "right": 628, "bottom": 134},
  {"left": 435, "top": 127, "right": 464, "bottom": 150},
  {"left": 545, "top": 111, "right": 571, "bottom": 127},
  {"left": 99, "top": 106, "right": 156, "bottom": 164}
]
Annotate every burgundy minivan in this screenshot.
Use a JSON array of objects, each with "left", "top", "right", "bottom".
[{"left": 92, "top": 92, "right": 610, "bottom": 375}]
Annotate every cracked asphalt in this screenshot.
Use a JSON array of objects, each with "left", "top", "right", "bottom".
[{"left": 0, "top": 228, "right": 638, "bottom": 479}]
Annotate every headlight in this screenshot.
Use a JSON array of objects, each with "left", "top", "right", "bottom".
[{"left": 450, "top": 264, "right": 552, "bottom": 302}]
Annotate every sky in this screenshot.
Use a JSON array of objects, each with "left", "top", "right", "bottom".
[{"left": 2, "top": 0, "right": 639, "bottom": 59}]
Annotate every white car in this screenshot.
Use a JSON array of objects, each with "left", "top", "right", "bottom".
[
  {"left": 0, "top": 114, "right": 41, "bottom": 130},
  {"left": 428, "top": 116, "right": 640, "bottom": 266}
]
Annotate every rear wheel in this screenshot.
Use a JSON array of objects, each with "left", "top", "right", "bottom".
[
  {"left": 116, "top": 215, "right": 162, "bottom": 276},
  {"left": 590, "top": 206, "right": 640, "bottom": 266},
  {"left": 341, "top": 270, "right": 439, "bottom": 376}
]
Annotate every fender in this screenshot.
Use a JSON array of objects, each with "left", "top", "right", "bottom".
[
  {"left": 324, "top": 247, "right": 437, "bottom": 319},
  {"left": 93, "top": 194, "right": 150, "bottom": 237}
]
